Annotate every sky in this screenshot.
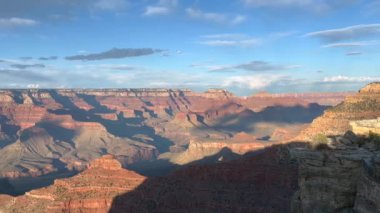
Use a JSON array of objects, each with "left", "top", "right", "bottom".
[{"left": 0, "top": 0, "right": 380, "bottom": 95}]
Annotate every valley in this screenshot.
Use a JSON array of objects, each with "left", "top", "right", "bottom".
[{"left": 0, "top": 88, "right": 349, "bottom": 195}]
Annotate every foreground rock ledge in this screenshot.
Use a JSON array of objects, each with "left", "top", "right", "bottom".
[{"left": 291, "top": 145, "right": 380, "bottom": 213}]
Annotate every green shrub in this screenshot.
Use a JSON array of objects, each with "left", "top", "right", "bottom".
[{"left": 310, "top": 133, "right": 330, "bottom": 150}]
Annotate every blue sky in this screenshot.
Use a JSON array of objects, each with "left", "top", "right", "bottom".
[{"left": 0, "top": 0, "right": 380, "bottom": 95}]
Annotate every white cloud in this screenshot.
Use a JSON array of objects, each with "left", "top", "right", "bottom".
[
  {"left": 345, "top": 52, "right": 362, "bottom": 56},
  {"left": 322, "top": 75, "right": 380, "bottom": 83},
  {"left": 93, "top": 0, "right": 128, "bottom": 11},
  {"left": 199, "top": 31, "right": 295, "bottom": 48},
  {"left": 305, "top": 24, "right": 380, "bottom": 43},
  {"left": 0, "top": 17, "right": 38, "bottom": 28},
  {"left": 144, "top": 6, "right": 171, "bottom": 16},
  {"left": 27, "top": 84, "right": 40, "bottom": 88},
  {"left": 186, "top": 8, "right": 246, "bottom": 25},
  {"left": 199, "top": 60, "right": 300, "bottom": 72},
  {"left": 230, "top": 15, "right": 246, "bottom": 25},
  {"left": 200, "top": 34, "right": 260, "bottom": 47},
  {"left": 242, "top": 0, "right": 353, "bottom": 13},
  {"left": 144, "top": 0, "right": 177, "bottom": 16},
  {"left": 200, "top": 39, "right": 260, "bottom": 47},
  {"left": 223, "top": 74, "right": 286, "bottom": 89},
  {"left": 322, "top": 40, "right": 380, "bottom": 48}
]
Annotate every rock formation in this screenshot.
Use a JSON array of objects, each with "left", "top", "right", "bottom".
[
  {"left": 291, "top": 83, "right": 380, "bottom": 212},
  {"left": 0, "top": 88, "right": 348, "bottom": 194},
  {"left": 297, "top": 82, "right": 380, "bottom": 141},
  {"left": 291, "top": 133, "right": 380, "bottom": 212},
  {"left": 350, "top": 117, "right": 380, "bottom": 135},
  {"left": 0, "top": 155, "right": 146, "bottom": 213},
  {"left": 0, "top": 145, "right": 300, "bottom": 213}
]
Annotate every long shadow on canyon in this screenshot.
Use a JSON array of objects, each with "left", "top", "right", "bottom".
[
  {"left": 0, "top": 116, "right": 20, "bottom": 148},
  {"left": 109, "top": 142, "right": 305, "bottom": 213},
  {"left": 47, "top": 90, "right": 174, "bottom": 153},
  {"left": 206, "top": 103, "right": 328, "bottom": 133}
]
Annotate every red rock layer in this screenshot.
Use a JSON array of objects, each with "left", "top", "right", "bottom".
[
  {"left": 0, "top": 155, "right": 147, "bottom": 213},
  {"left": 0, "top": 145, "right": 298, "bottom": 213}
]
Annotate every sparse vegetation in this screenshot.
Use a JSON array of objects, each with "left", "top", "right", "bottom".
[
  {"left": 329, "top": 97, "right": 378, "bottom": 113},
  {"left": 369, "top": 131, "right": 380, "bottom": 149},
  {"left": 310, "top": 133, "right": 330, "bottom": 150}
]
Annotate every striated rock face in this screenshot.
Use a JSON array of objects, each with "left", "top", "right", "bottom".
[
  {"left": 170, "top": 133, "right": 277, "bottom": 165},
  {"left": 291, "top": 135, "right": 380, "bottom": 212},
  {"left": 350, "top": 117, "right": 380, "bottom": 135},
  {"left": 88, "top": 154, "right": 123, "bottom": 170},
  {"left": 297, "top": 83, "right": 380, "bottom": 141},
  {"left": 0, "top": 155, "right": 146, "bottom": 213}
]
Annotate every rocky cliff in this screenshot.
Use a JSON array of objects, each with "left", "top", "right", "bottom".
[
  {"left": 291, "top": 135, "right": 380, "bottom": 212},
  {"left": 291, "top": 83, "right": 380, "bottom": 212},
  {"left": 350, "top": 117, "right": 380, "bottom": 135},
  {"left": 297, "top": 83, "right": 380, "bottom": 141},
  {"left": 0, "top": 155, "right": 146, "bottom": 213}
]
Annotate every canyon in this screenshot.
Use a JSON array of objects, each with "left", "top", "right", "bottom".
[
  {"left": 0, "top": 89, "right": 348, "bottom": 183},
  {"left": 0, "top": 87, "right": 357, "bottom": 212}
]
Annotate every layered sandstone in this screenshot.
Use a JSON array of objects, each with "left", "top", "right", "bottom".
[
  {"left": 0, "top": 155, "right": 146, "bottom": 213},
  {"left": 350, "top": 117, "right": 380, "bottom": 135},
  {"left": 169, "top": 133, "right": 278, "bottom": 165},
  {"left": 297, "top": 83, "right": 380, "bottom": 140},
  {"left": 291, "top": 142, "right": 380, "bottom": 212}
]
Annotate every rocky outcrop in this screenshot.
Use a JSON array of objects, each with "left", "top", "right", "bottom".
[
  {"left": 350, "top": 117, "right": 380, "bottom": 135},
  {"left": 291, "top": 133, "right": 380, "bottom": 213},
  {"left": 0, "top": 155, "right": 146, "bottom": 213},
  {"left": 291, "top": 83, "right": 380, "bottom": 212},
  {"left": 169, "top": 133, "right": 278, "bottom": 165},
  {"left": 297, "top": 83, "right": 380, "bottom": 141}
]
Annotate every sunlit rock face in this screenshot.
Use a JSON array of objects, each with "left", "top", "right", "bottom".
[
  {"left": 350, "top": 117, "right": 380, "bottom": 135},
  {"left": 291, "top": 83, "right": 380, "bottom": 213},
  {"left": 296, "top": 83, "right": 380, "bottom": 141}
]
